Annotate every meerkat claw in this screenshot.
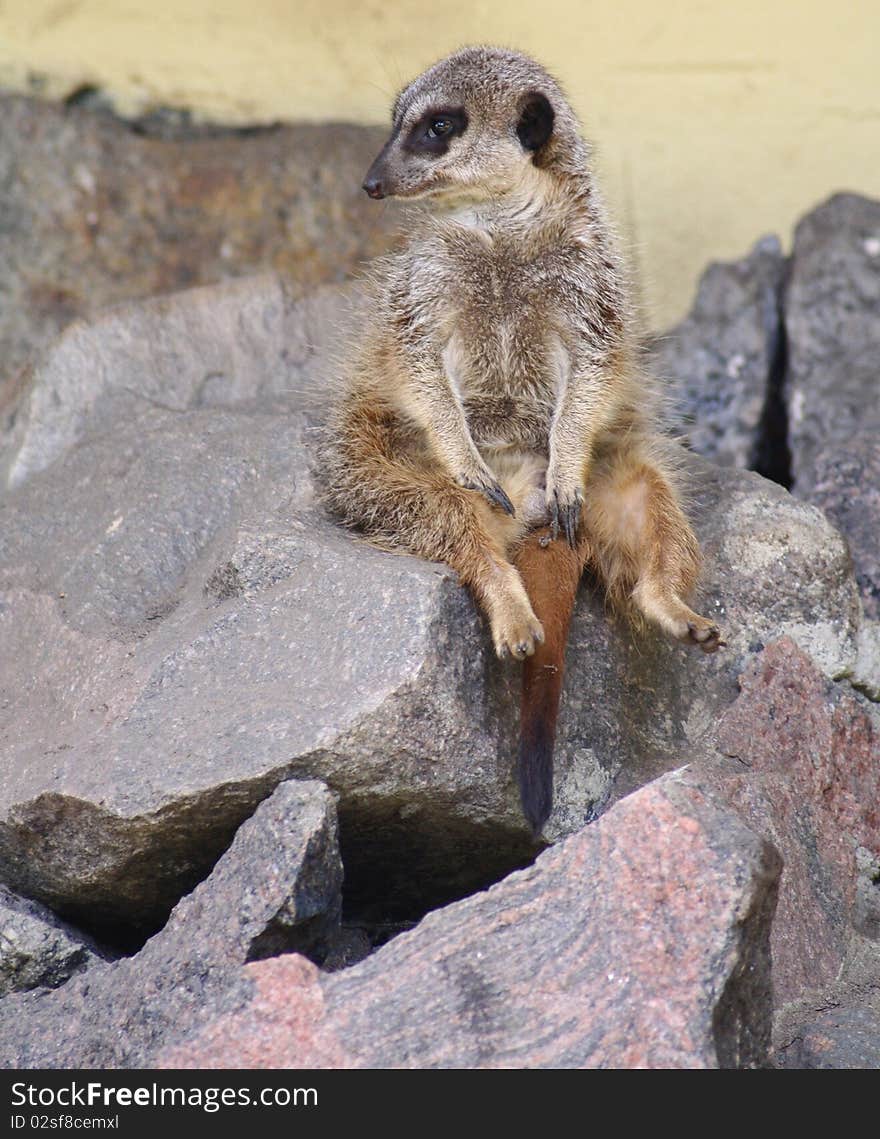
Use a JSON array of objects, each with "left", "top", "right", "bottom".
[
  {"left": 549, "top": 491, "right": 582, "bottom": 547},
  {"left": 461, "top": 476, "right": 516, "bottom": 517},
  {"left": 562, "top": 501, "right": 581, "bottom": 548},
  {"left": 549, "top": 492, "right": 561, "bottom": 542}
]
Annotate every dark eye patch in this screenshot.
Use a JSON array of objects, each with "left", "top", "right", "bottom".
[{"left": 403, "top": 106, "right": 468, "bottom": 156}]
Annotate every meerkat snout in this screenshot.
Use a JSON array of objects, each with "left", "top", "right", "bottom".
[{"left": 362, "top": 173, "right": 386, "bottom": 199}]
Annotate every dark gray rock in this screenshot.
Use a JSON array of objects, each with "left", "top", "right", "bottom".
[
  {"left": 785, "top": 193, "right": 880, "bottom": 495},
  {"left": 782, "top": 194, "right": 880, "bottom": 626},
  {"left": 651, "top": 195, "right": 880, "bottom": 627},
  {"left": 157, "top": 778, "right": 343, "bottom": 967},
  {"left": 777, "top": 1005, "right": 880, "bottom": 1069},
  {"left": 809, "top": 435, "right": 880, "bottom": 621},
  {"left": 648, "top": 235, "right": 787, "bottom": 470},
  {"left": 0, "top": 884, "right": 106, "bottom": 997},
  {"left": 0, "top": 276, "right": 862, "bottom": 937},
  {"left": 0, "top": 778, "right": 343, "bottom": 1068}
]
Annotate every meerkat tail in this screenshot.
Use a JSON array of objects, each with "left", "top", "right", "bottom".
[{"left": 513, "top": 526, "right": 586, "bottom": 835}]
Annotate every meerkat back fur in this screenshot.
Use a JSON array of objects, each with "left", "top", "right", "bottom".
[{"left": 323, "top": 46, "right": 723, "bottom": 833}]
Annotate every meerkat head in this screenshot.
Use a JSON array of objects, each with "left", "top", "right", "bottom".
[{"left": 362, "top": 46, "right": 587, "bottom": 208}]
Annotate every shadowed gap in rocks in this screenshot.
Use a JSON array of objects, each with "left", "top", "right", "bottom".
[
  {"left": 750, "top": 257, "right": 793, "bottom": 489},
  {"left": 28, "top": 791, "right": 541, "bottom": 969}
]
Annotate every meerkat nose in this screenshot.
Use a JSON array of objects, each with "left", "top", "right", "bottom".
[{"left": 362, "top": 176, "right": 386, "bottom": 199}]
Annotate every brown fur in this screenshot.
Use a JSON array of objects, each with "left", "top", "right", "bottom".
[
  {"left": 513, "top": 526, "right": 589, "bottom": 830},
  {"left": 322, "top": 47, "right": 723, "bottom": 831}
]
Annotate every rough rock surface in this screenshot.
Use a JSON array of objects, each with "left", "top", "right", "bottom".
[
  {"left": 0, "top": 774, "right": 780, "bottom": 1069},
  {"left": 784, "top": 193, "right": 880, "bottom": 496},
  {"left": 648, "top": 235, "right": 787, "bottom": 471},
  {"left": 701, "top": 639, "right": 880, "bottom": 1018},
  {"left": 0, "top": 778, "right": 344, "bottom": 1068},
  {"left": 781, "top": 194, "right": 880, "bottom": 628},
  {"left": 135, "top": 772, "right": 777, "bottom": 1069},
  {"left": 0, "top": 92, "right": 396, "bottom": 422},
  {"left": 804, "top": 412, "right": 880, "bottom": 626},
  {"left": 1, "top": 270, "right": 361, "bottom": 488},
  {"left": 654, "top": 192, "right": 880, "bottom": 636},
  {"left": 776, "top": 1006, "right": 880, "bottom": 1069},
  {"left": 0, "top": 884, "right": 107, "bottom": 998},
  {"left": 0, "top": 273, "right": 862, "bottom": 942}
]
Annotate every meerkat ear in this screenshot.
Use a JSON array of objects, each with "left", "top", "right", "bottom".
[{"left": 516, "top": 91, "right": 555, "bottom": 153}]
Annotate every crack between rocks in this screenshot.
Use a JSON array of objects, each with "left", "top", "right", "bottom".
[{"left": 750, "top": 258, "right": 793, "bottom": 489}]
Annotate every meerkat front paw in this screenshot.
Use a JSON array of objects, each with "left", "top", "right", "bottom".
[
  {"left": 546, "top": 483, "right": 584, "bottom": 547},
  {"left": 458, "top": 470, "right": 516, "bottom": 516}
]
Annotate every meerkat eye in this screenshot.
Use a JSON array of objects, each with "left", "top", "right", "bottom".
[{"left": 404, "top": 107, "right": 467, "bottom": 154}]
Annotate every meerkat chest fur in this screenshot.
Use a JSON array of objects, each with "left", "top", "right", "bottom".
[{"left": 401, "top": 216, "right": 610, "bottom": 454}]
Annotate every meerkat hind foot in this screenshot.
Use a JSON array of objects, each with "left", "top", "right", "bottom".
[
  {"left": 632, "top": 582, "right": 724, "bottom": 654},
  {"left": 684, "top": 616, "right": 725, "bottom": 654},
  {"left": 486, "top": 573, "right": 545, "bottom": 660},
  {"left": 662, "top": 605, "right": 724, "bottom": 655}
]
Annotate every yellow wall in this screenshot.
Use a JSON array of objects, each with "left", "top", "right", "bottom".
[{"left": 2, "top": 1, "right": 878, "bottom": 328}]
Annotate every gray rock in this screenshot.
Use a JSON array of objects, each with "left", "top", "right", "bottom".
[
  {"left": 2, "top": 272, "right": 363, "bottom": 490},
  {"left": 809, "top": 435, "right": 880, "bottom": 620},
  {"left": 776, "top": 1005, "right": 880, "bottom": 1069},
  {"left": 0, "top": 778, "right": 343, "bottom": 1068},
  {"left": 782, "top": 195, "right": 880, "bottom": 626},
  {"left": 0, "top": 885, "right": 106, "bottom": 997},
  {"left": 0, "top": 275, "right": 862, "bottom": 936},
  {"left": 0, "top": 91, "right": 396, "bottom": 424},
  {"left": 157, "top": 778, "right": 343, "bottom": 967},
  {"left": 648, "top": 235, "right": 787, "bottom": 471},
  {"left": 785, "top": 193, "right": 880, "bottom": 495}
]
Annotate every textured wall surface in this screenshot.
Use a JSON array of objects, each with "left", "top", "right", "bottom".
[{"left": 1, "top": 1, "right": 878, "bottom": 327}]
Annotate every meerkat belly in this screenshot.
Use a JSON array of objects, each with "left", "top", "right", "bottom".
[
  {"left": 455, "top": 324, "right": 557, "bottom": 453},
  {"left": 452, "top": 321, "right": 556, "bottom": 526}
]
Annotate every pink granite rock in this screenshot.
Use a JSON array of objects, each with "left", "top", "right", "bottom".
[
  {"left": 160, "top": 772, "right": 781, "bottom": 1070},
  {"left": 710, "top": 638, "right": 880, "bottom": 1010}
]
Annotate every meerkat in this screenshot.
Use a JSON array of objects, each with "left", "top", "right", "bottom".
[{"left": 323, "top": 46, "right": 723, "bottom": 834}]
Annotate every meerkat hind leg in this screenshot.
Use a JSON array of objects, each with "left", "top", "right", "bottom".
[
  {"left": 328, "top": 401, "right": 544, "bottom": 659},
  {"left": 583, "top": 446, "right": 723, "bottom": 653}
]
